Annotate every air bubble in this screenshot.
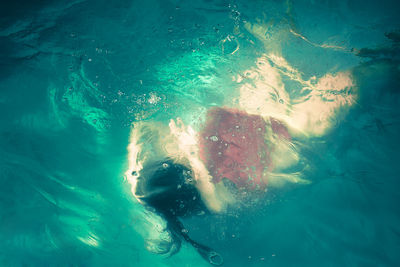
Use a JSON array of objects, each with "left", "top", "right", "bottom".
[{"left": 210, "top": 135, "right": 219, "bottom": 142}]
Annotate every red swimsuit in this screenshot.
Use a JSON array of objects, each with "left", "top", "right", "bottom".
[{"left": 199, "top": 107, "right": 290, "bottom": 190}]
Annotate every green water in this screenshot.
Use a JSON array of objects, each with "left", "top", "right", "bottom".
[{"left": 1, "top": 0, "right": 400, "bottom": 266}]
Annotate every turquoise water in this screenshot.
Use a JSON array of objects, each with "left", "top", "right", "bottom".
[{"left": 1, "top": 0, "right": 400, "bottom": 266}]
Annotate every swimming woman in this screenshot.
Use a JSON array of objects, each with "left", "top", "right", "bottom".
[{"left": 125, "top": 52, "right": 356, "bottom": 265}]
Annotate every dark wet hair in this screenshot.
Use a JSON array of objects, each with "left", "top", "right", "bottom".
[
  {"left": 135, "top": 158, "right": 207, "bottom": 218},
  {"left": 135, "top": 158, "right": 223, "bottom": 266}
]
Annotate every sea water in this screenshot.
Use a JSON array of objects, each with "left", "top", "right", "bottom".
[{"left": 1, "top": 0, "right": 400, "bottom": 266}]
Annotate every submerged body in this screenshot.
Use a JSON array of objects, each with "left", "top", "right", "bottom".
[{"left": 124, "top": 34, "right": 356, "bottom": 264}]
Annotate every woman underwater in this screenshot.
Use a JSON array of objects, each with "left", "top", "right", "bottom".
[{"left": 125, "top": 54, "right": 356, "bottom": 265}]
